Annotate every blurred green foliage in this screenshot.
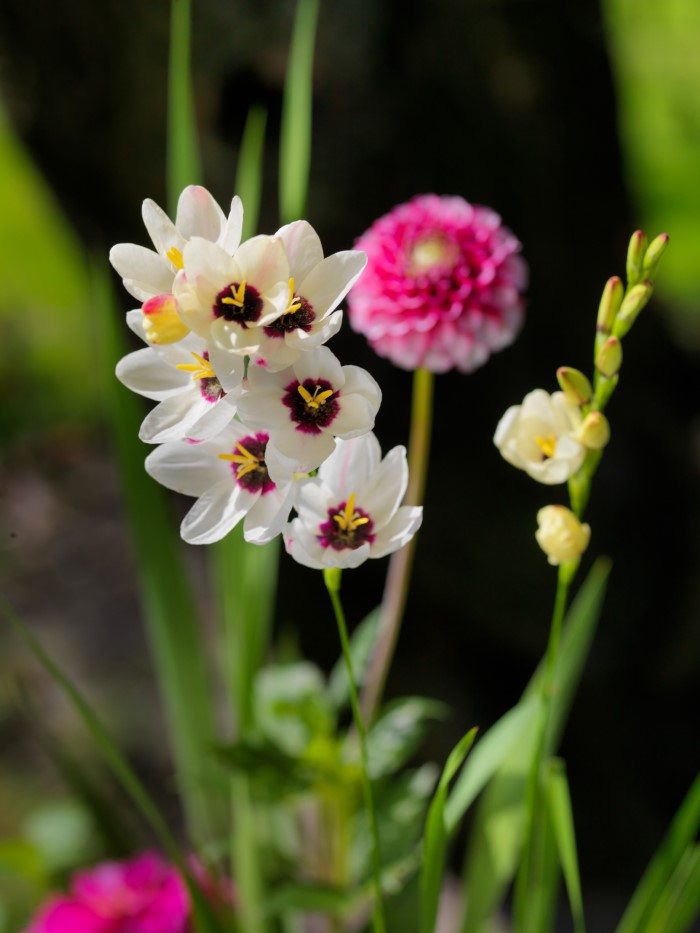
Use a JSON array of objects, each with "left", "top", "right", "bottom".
[
  {"left": 605, "top": 0, "right": 700, "bottom": 341},
  {"left": 0, "top": 102, "right": 96, "bottom": 442}
]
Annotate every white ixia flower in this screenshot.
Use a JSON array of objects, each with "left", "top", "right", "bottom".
[
  {"left": 237, "top": 346, "right": 381, "bottom": 472},
  {"left": 284, "top": 434, "right": 423, "bottom": 570},
  {"left": 145, "top": 422, "right": 297, "bottom": 545},
  {"left": 116, "top": 311, "right": 244, "bottom": 443},
  {"left": 493, "top": 389, "right": 585, "bottom": 484},
  {"left": 535, "top": 505, "right": 591, "bottom": 565},
  {"left": 173, "top": 236, "right": 290, "bottom": 354},
  {"left": 249, "top": 220, "right": 367, "bottom": 372},
  {"left": 110, "top": 185, "right": 243, "bottom": 304}
]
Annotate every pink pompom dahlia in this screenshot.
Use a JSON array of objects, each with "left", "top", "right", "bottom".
[
  {"left": 347, "top": 194, "right": 528, "bottom": 373},
  {"left": 23, "top": 852, "right": 190, "bottom": 933}
]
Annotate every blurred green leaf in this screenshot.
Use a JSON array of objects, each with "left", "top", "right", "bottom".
[
  {"left": 328, "top": 606, "right": 382, "bottom": 710},
  {"left": 420, "top": 729, "right": 477, "bottom": 933},
  {"left": 167, "top": 0, "right": 202, "bottom": 209},
  {"left": 265, "top": 881, "right": 358, "bottom": 915},
  {"left": 256, "top": 662, "right": 335, "bottom": 755},
  {"left": 0, "top": 840, "right": 44, "bottom": 882},
  {"left": 236, "top": 105, "right": 268, "bottom": 240},
  {"left": 643, "top": 844, "right": 700, "bottom": 933},
  {"left": 547, "top": 759, "right": 585, "bottom": 933},
  {"left": 616, "top": 771, "right": 700, "bottom": 933},
  {"left": 365, "top": 697, "right": 448, "bottom": 780},
  {"left": 23, "top": 800, "right": 94, "bottom": 874}
]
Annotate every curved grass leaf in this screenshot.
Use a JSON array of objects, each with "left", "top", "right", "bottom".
[
  {"left": 235, "top": 105, "right": 268, "bottom": 240},
  {"left": 547, "top": 759, "right": 585, "bottom": 933}
]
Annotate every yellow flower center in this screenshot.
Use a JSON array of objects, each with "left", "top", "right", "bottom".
[
  {"left": 218, "top": 441, "right": 262, "bottom": 478},
  {"left": 165, "top": 246, "right": 184, "bottom": 270},
  {"left": 332, "top": 493, "right": 369, "bottom": 533},
  {"left": 297, "top": 383, "right": 334, "bottom": 410},
  {"left": 175, "top": 352, "right": 216, "bottom": 381},
  {"left": 283, "top": 278, "right": 303, "bottom": 316},
  {"left": 408, "top": 235, "right": 458, "bottom": 274},
  {"left": 535, "top": 433, "right": 558, "bottom": 459},
  {"left": 220, "top": 281, "right": 247, "bottom": 308}
]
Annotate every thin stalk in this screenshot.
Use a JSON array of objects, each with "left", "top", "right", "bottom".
[
  {"left": 324, "top": 569, "right": 386, "bottom": 933},
  {"left": 360, "top": 367, "right": 434, "bottom": 724}
]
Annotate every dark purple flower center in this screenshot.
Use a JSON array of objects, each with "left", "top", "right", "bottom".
[
  {"left": 195, "top": 351, "right": 225, "bottom": 403},
  {"left": 222, "top": 433, "right": 275, "bottom": 494},
  {"left": 213, "top": 281, "right": 263, "bottom": 327},
  {"left": 318, "top": 495, "right": 375, "bottom": 551},
  {"left": 264, "top": 293, "right": 316, "bottom": 339},
  {"left": 283, "top": 378, "right": 339, "bottom": 435}
]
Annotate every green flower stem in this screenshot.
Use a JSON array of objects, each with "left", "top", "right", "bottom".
[
  {"left": 167, "top": 0, "right": 202, "bottom": 210},
  {"left": 324, "top": 569, "right": 386, "bottom": 933},
  {"left": 360, "top": 367, "right": 434, "bottom": 724}
]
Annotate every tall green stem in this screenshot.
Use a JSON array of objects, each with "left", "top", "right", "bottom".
[
  {"left": 324, "top": 569, "right": 386, "bottom": 933},
  {"left": 360, "top": 368, "right": 434, "bottom": 723}
]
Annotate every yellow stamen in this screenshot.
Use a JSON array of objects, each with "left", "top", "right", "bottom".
[
  {"left": 221, "top": 280, "right": 247, "bottom": 307},
  {"left": 535, "top": 433, "right": 558, "bottom": 459},
  {"left": 297, "top": 384, "right": 334, "bottom": 409},
  {"left": 165, "top": 246, "right": 184, "bottom": 270},
  {"left": 218, "top": 441, "right": 261, "bottom": 477},
  {"left": 283, "top": 278, "right": 302, "bottom": 316},
  {"left": 175, "top": 352, "right": 216, "bottom": 381},
  {"left": 332, "top": 493, "right": 370, "bottom": 533}
]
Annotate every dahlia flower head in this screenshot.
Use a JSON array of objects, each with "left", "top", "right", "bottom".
[
  {"left": 23, "top": 852, "right": 190, "bottom": 933},
  {"left": 347, "top": 194, "right": 527, "bottom": 373},
  {"left": 110, "top": 186, "right": 423, "bottom": 568}
]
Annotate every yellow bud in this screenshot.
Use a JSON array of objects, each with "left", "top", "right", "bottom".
[
  {"left": 535, "top": 506, "right": 591, "bottom": 566},
  {"left": 612, "top": 282, "right": 653, "bottom": 339},
  {"left": 642, "top": 233, "right": 670, "bottom": 280},
  {"left": 597, "top": 276, "right": 624, "bottom": 336},
  {"left": 577, "top": 411, "right": 610, "bottom": 450},
  {"left": 626, "top": 230, "right": 648, "bottom": 286},
  {"left": 556, "top": 367, "right": 592, "bottom": 406},
  {"left": 595, "top": 336, "right": 623, "bottom": 378}
]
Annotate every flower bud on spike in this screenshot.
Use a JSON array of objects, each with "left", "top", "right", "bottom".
[
  {"left": 577, "top": 411, "right": 610, "bottom": 450},
  {"left": 612, "top": 282, "right": 653, "bottom": 339},
  {"left": 597, "top": 276, "right": 624, "bottom": 337},
  {"left": 595, "top": 336, "right": 623, "bottom": 378},
  {"left": 626, "top": 230, "right": 648, "bottom": 286},
  {"left": 536, "top": 505, "right": 591, "bottom": 566},
  {"left": 642, "top": 233, "right": 670, "bottom": 280},
  {"left": 556, "top": 367, "right": 593, "bottom": 406}
]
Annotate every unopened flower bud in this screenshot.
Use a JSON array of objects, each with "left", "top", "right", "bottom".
[
  {"left": 597, "top": 276, "right": 624, "bottom": 336},
  {"left": 577, "top": 411, "right": 610, "bottom": 450},
  {"left": 595, "top": 336, "right": 623, "bottom": 378},
  {"left": 612, "top": 282, "right": 653, "bottom": 339},
  {"left": 556, "top": 367, "right": 592, "bottom": 406},
  {"left": 642, "top": 233, "right": 670, "bottom": 280},
  {"left": 536, "top": 505, "right": 591, "bottom": 566},
  {"left": 626, "top": 230, "right": 648, "bottom": 286}
]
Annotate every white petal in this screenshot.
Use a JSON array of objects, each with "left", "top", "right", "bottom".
[
  {"left": 265, "top": 444, "right": 300, "bottom": 485},
  {"left": 244, "top": 482, "right": 295, "bottom": 544},
  {"left": 140, "top": 392, "right": 209, "bottom": 443},
  {"left": 358, "top": 445, "right": 409, "bottom": 527},
  {"left": 126, "top": 309, "right": 148, "bottom": 341},
  {"left": 328, "top": 394, "right": 376, "bottom": 439},
  {"left": 271, "top": 428, "right": 336, "bottom": 469},
  {"left": 297, "top": 250, "right": 367, "bottom": 320},
  {"left": 318, "top": 434, "right": 381, "bottom": 496},
  {"left": 275, "top": 220, "right": 324, "bottom": 282},
  {"left": 142, "top": 199, "right": 181, "bottom": 257},
  {"left": 110, "top": 244, "right": 174, "bottom": 296},
  {"left": 371, "top": 506, "right": 423, "bottom": 558},
  {"left": 186, "top": 397, "right": 238, "bottom": 442},
  {"left": 285, "top": 310, "right": 343, "bottom": 351},
  {"left": 234, "top": 235, "right": 290, "bottom": 294},
  {"left": 145, "top": 438, "right": 228, "bottom": 496},
  {"left": 284, "top": 521, "right": 326, "bottom": 570},
  {"left": 182, "top": 237, "right": 235, "bottom": 285},
  {"left": 338, "top": 365, "right": 382, "bottom": 412},
  {"left": 294, "top": 478, "right": 334, "bottom": 524},
  {"left": 237, "top": 383, "right": 290, "bottom": 430},
  {"left": 116, "top": 348, "right": 189, "bottom": 400},
  {"left": 181, "top": 479, "right": 253, "bottom": 545},
  {"left": 220, "top": 196, "right": 244, "bottom": 254},
  {"left": 292, "top": 345, "right": 344, "bottom": 387},
  {"left": 176, "top": 186, "right": 227, "bottom": 242}
]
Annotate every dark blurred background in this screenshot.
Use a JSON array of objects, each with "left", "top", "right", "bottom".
[{"left": 1, "top": 0, "right": 699, "bottom": 929}]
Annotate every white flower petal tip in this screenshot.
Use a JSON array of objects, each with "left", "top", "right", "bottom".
[
  {"left": 535, "top": 505, "right": 591, "bottom": 566},
  {"left": 284, "top": 434, "right": 420, "bottom": 570},
  {"left": 494, "top": 389, "right": 585, "bottom": 484}
]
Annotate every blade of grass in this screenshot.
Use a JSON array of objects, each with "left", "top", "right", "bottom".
[
  {"left": 420, "top": 729, "right": 478, "bottom": 933},
  {"left": 0, "top": 595, "right": 223, "bottom": 933},
  {"left": 547, "top": 759, "right": 585, "bottom": 933},
  {"left": 643, "top": 845, "right": 700, "bottom": 933},
  {"left": 167, "top": 0, "right": 203, "bottom": 208},
  {"left": 235, "top": 105, "right": 268, "bottom": 240},
  {"left": 616, "top": 771, "right": 700, "bottom": 933},
  {"left": 97, "top": 262, "right": 223, "bottom": 848},
  {"left": 515, "top": 758, "right": 560, "bottom": 933},
  {"left": 459, "top": 558, "right": 610, "bottom": 933},
  {"left": 279, "top": 0, "right": 320, "bottom": 223}
]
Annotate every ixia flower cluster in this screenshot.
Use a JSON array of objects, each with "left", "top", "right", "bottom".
[{"left": 110, "top": 186, "right": 422, "bottom": 568}]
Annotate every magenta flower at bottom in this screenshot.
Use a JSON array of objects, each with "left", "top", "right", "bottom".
[
  {"left": 24, "top": 852, "right": 190, "bottom": 933},
  {"left": 347, "top": 194, "right": 527, "bottom": 373}
]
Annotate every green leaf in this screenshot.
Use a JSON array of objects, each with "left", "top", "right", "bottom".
[
  {"left": 235, "top": 105, "right": 268, "bottom": 240},
  {"left": 459, "top": 558, "right": 610, "bottom": 933},
  {"left": 420, "top": 729, "right": 478, "bottom": 933},
  {"left": 256, "top": 662, "right": 335, "bottom": 755},
  {"left": 279, "top": 0, "right": 320, "bottom": 222},
  {"left": 616, "top": 771, "right": 700, "bottom": 933},
  {"left": 265, "top": 881, "right": 359, "bottom": 915},
  {"left": 643, "top": 844, "right": 700, "bottom": 933},
  {"left": 328, "top": 606, "right": 382, "bottom": 710},
  {"left": 547, "top": 759, "right": 585, "bottom": 933},
  {"left": 365, "top": 696, "right": 449, "bottom": 780},
  {"left": 167, "top": 0, "right": 202, "bottom": 210},
  {"left": 0, "top": 840, "right": 44, "bottom": 882}
]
